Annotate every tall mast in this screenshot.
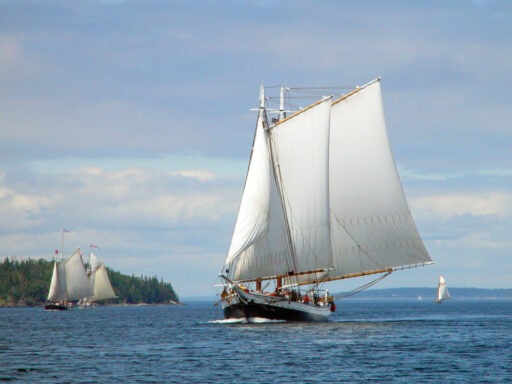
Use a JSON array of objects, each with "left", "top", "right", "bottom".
[
  {"left": 259, "top": 84, "right": 265, "bottom": 111},
  {"left": 279, "top": 86, "right": 286, "bottom": 121}
]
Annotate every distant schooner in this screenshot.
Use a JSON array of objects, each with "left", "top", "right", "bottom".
[
  {"left": 46, "top": 248, "right": 91, "bottom": 310},
  {"left": 218, "top": 78, "right": 433, "bottom": 321}
]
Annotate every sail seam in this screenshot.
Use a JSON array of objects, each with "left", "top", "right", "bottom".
[{"left": 331, "top": 211, "right": 385, "bottom": 269}]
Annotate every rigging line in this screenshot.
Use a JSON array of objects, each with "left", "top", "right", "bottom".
[
  {"left": 332, "top": 271, "right": 392, "bottom": 300},
  {"left": 287, "top": 86, "right": 355, "bottom": 90},
  {"left": 287, "top": 89, "right": 342, "bottom": 94},
  {"left": 330, "top": 211, "right": 385, "bottom": 269},
  {"left": 267, "top": 95, "right": 330, "bottom": 100}
]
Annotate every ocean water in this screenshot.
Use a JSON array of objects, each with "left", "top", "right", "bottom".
[{"left": 1, "top": 300, "right": 511, "bottom": 383}]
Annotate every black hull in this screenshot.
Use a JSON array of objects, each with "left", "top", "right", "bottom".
[
  {"left": 45, "top": 303, "right": 68, "bottom": 311},
  {"left": 224, "top": 302, "right": 328, "bottom": 322}
]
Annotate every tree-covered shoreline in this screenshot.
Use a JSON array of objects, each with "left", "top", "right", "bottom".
[{"left": 0, "top": 257, "right": 179, "bottom": 307}]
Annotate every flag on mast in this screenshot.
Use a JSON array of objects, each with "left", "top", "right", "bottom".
[{"left": 90, "top": 244, "right": 100, "bottom": 249}]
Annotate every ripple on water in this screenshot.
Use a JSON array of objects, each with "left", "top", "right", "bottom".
[{"left": 0, "top": 301, "right": 511, "bottom": 383}]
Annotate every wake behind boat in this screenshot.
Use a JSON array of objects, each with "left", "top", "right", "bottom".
[{"left": 218, "top": 78, "right": 433, "bottom": 321}]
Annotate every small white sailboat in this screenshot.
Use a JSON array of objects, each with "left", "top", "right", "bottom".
[
  {"left": 218, "top": 78, "right": 433, "bottom": 321},
  {"left": 435, "top": 275, "right": 451, "bottom": 303}
]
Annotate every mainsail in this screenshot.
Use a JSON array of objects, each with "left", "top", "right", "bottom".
[
  {"left": 328, "top": 79, "right": 432, "bottom": 281},
  {"left": 223, "top": 79, "right": 432, "bottom": 288},
  {"left": 64, "top": 248, "right": 92, "bottom": 300}
]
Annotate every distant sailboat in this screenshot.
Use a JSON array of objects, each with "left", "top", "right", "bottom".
[
  {"left": 435, "top": 275, "right": 451, "bottom": 303},
  {"left": 218, "top": 78, "right": 433, "bottom": 321},
  {"left": 45, "top": 248, "right": 91, "bottom": 310}
]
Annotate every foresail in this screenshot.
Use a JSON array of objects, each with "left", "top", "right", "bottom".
[
  {"left": 64, "top": 248, "right": 92, "bottom": 300},
  {"left": 230, "top": 171, "right": 292, "bottom": 281},
  {"left": 47, "top": 262, "right": 65, "bottom": 301},
  {"left": 224, "top": 113, "right": 271, "bottom": 267},
  {"left": 329, "top": 80, "right": 432, "bottom": 278}
]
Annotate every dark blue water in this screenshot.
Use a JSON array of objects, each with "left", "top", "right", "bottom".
[{"left": 1, "top": 300, "right": 511, "bottom": 383}]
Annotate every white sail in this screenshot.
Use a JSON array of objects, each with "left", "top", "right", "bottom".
[
  {"left": 89, "top": 252, "right": 101, "bottom": 272},
  {"left": 89, "top": 264, "right": 116, "bottom": 302},
  {"left": 283, "top": 271, "right": 328, "bottom": 287},
  {"left": 268, "top": 97, "right": 333, "bottom": 275},
  {"left": 329, "top": 80, "right": 432, "bottom": 278},
  {"left": 47, "top": 261, "right": 66, "bottom": 301},
  {"left": 225, "top": 112, "right": 271, "bottom": 266},
  {"left": 64, "top": 248, "right": 92, "bottom": 300},
  {"left": 230, "top": 170, "right": 292, "bottom": 281},
  {"left": 225, "top": 88, "right": 293, "bottom": 281},
  {"left": 436, "top": 275, "right": 451, "bottom": 302},
  {"left": 57, "top": 261, "right": 67, "bottom": 297},
  {"left": 228, "top": 119, "right": 293, "bottom": 281},
  {"left": 227, "top": 98, "right": 333, "bottom": 281}
]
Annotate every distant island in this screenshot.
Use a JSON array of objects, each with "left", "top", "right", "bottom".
[{"left": 0, "top": 257, "right": 180, "bottom": 307}]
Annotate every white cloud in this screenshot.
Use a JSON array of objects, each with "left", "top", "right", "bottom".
[
  {"left": 411, "top": 192, "right": 512, "bottom": 220},
  {"left": 0, "top": 164, "right": 239, "bottom": 242},
  {"left": 170, "top": 170, "right": 216, "bottom": 181},
  {"left": 0, "top": 187, "right": 49, "bottom": 230}
]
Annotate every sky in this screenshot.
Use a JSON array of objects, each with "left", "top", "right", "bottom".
[{"left": 1, "top": 0, "right": 511, "bottom": 298}]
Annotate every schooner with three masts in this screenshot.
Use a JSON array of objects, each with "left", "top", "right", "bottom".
[{"left": 218, "top": 78, "right": 433, "bottom": 321}]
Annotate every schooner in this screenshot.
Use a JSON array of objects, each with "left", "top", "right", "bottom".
[
  {"left": 218, "top": 78, "right": 433, "bottom": 321},
  {"left": 46, "top": 248, "right": 91, "bottom": 310}
]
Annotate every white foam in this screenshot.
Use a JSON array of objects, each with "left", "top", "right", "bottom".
[
  {"left": 209, "top": 317, "right": 287, "bottom": 324},
  {"left": 209, "top": 318, "right": 248, "bottom": 324},
  {"left": 247, "top": 317, "right": 286, "bottom": 323}
]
